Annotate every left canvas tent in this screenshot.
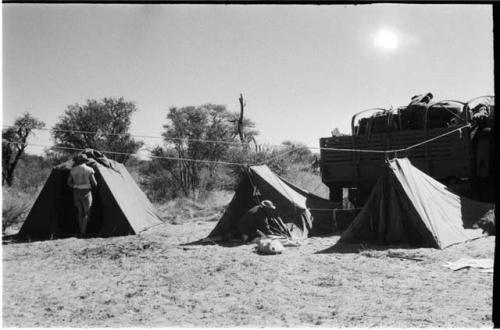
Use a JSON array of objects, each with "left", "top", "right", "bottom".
[{"left": 18, "top": 149, "right": 163, "bottom": 239}]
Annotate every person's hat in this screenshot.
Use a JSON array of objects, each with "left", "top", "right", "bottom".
[
  {"left": 73, "top": 154, "right": 88, "bottom": 164},
  {"left": 261, "top": 200, "right": 276, "bottom": 210}
]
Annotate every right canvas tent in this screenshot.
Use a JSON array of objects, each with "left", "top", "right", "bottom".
[{"left": 338, "top": 158, "right": 494, "bottom": 249}]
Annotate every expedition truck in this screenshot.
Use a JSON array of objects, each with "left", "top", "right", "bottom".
[{"left": 319, "top": 95, "right": 494, "bottom": 206}]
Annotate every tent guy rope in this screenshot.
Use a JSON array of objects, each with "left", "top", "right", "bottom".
[
  {"left": 2, "top": 123, "right": 471, "bottom": 168},
  {"left": 1, "top": 126, "right": 253, "bottom": 147},
  {"left": 2, "top": 123, "right": 471, "bottom": 154},
  {"left": 2, "top": 141, "right": 250, "bottom": 167}
]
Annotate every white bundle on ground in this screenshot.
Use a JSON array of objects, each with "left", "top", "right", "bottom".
[
  {"left": 256, "top": 238, "right": 285, "bottom": 255},
  {"left": 443, "top": 258, "right": 493, "bottom": 272}
]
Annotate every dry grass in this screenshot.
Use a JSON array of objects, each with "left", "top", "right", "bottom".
[
  {"left": 282, "top": 165, "right": 329, "bottom": 199},
  {"left": 2, "top": 219, "right": 494, "bottom": 327},
  {"left": 154, "top": 190, "right": 233, "bottom": 225},
  {"left": 2, "top": 187, "right": 36, "bottom": 235}
]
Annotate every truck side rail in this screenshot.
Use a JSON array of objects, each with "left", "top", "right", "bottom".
[{"left": 350, "top": 108, "right": 389, "bottom": 136}]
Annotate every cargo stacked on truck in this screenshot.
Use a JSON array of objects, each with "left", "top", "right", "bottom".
[{"left": 319, "top": 94, "right": 494, "bottom": 206}]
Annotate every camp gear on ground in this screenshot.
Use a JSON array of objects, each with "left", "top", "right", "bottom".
[
  {"left": 257, "top": 238, "right": 284, "bottom": 255},
  {"left": 443, "top": 258, "right": 493, "bottom": 272},
  {"left": 338, "top": 158, "right": 494, "bottom": 249},
  {"left": 208, "top": 165, "right": 340, "bottom": 241},
  {"left": 18, "top": 149, "right": 163, "bottom": 239}
]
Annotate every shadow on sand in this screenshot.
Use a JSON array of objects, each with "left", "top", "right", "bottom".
[
  {"left": 180, "top": 237, "right": 248, "bottom": 248},
  {"left": 316, "top": 241, "right": 417, "bottom": 254},
  {"left": 2, "top": 233, "right": 104, "bottom": 245}
]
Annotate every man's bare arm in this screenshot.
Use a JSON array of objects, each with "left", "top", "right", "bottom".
[{"left": 90, "top": 174, "right": 98, "bottom": 189}]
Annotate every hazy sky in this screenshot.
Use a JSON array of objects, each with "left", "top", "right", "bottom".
[{"left": 2, "top": 4, "right": 494, "bottom": 155}]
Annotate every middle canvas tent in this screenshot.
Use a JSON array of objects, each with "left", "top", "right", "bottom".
[{"left": 208, "top": 165, "right": 340, "bottom": 241}]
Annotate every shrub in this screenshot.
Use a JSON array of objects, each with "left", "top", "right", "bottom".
[
  {"left": 13, "top": 155, "right": 53, "bottom": 193},
  {"left": 281, "top": 164, "right": 329, "bottom": 199},
  {"left": 2, "top": 187, "right": 34, "bottom": 233},
  {"left": 137, "top": 158, "right": 186, "bottom": 202},
  {"left": 2, "top": 153, "right": 51, "bottom": 234},
  {"left": 154, "top": 190, "right": 232, "bottom": 224},
  {"left": 130, "top": 142, "right": 324, "bottom": 204}
]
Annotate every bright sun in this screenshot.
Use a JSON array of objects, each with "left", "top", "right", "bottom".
[{"left": 373, "top": 29, "right": 399, "bottom": 51}]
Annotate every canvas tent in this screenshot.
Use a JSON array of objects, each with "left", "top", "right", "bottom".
[
  {"left": 208, "top": 165, "right": 340, "bottom": 240},
  {"left": 338, "top": 157, "right": 494, "bottom": 249},
  {"left": 18, "top": 149, "right": 163, "bottom": 239}
]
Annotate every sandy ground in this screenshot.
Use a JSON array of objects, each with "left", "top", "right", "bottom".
[{"left": 2, "top": 220, "right": 494, "bottom": 327}]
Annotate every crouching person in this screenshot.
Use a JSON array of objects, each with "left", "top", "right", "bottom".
[
  {"left": 236, "top": 200, "right": 277, "bottom": 243},
  {"left": 67, "top": 154, "right": 98, "bottom": 237}
]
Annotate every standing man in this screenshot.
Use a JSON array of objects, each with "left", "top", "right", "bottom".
[{"left": 67, "top": 154, "right": 98, "bottom": 237}]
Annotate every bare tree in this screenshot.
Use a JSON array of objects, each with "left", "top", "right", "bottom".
[
  {"left": 238, "top": 94, "right": 246, "bottom": 146},
  {"left": 2, "top": 112, "right": 45, "bottom": 186},
  {"left": 233, "top": 94, "right": 258, "bottom": 151}
]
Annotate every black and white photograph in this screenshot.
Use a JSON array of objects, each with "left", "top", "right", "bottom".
[{"left": 1, "top": 3, "right": 496, "bottom": 327}]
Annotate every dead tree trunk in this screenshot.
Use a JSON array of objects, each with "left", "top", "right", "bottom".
[{"left": 238, "top": 94, "right": 246, "bottom": 148}]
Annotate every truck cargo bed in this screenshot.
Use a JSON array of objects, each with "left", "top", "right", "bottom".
[{"left": 320, "top": 127, "right": 471, "bottom": 184}]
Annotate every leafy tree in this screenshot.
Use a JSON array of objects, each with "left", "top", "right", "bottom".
[
  {"left": 52, "top": 97, "right": 143, "bottom": 163},
  {"left": 281, "top": 141, "right": 314, "bottom": 163},
  {"left": 2, "top": 112, "right": 45, "bottom": 186},
  {"left": 147, "top": 146, "right": 189, "bottom": 199},
  {"left": 156, "top": 103, "right": 258, "bottom": 197}
]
